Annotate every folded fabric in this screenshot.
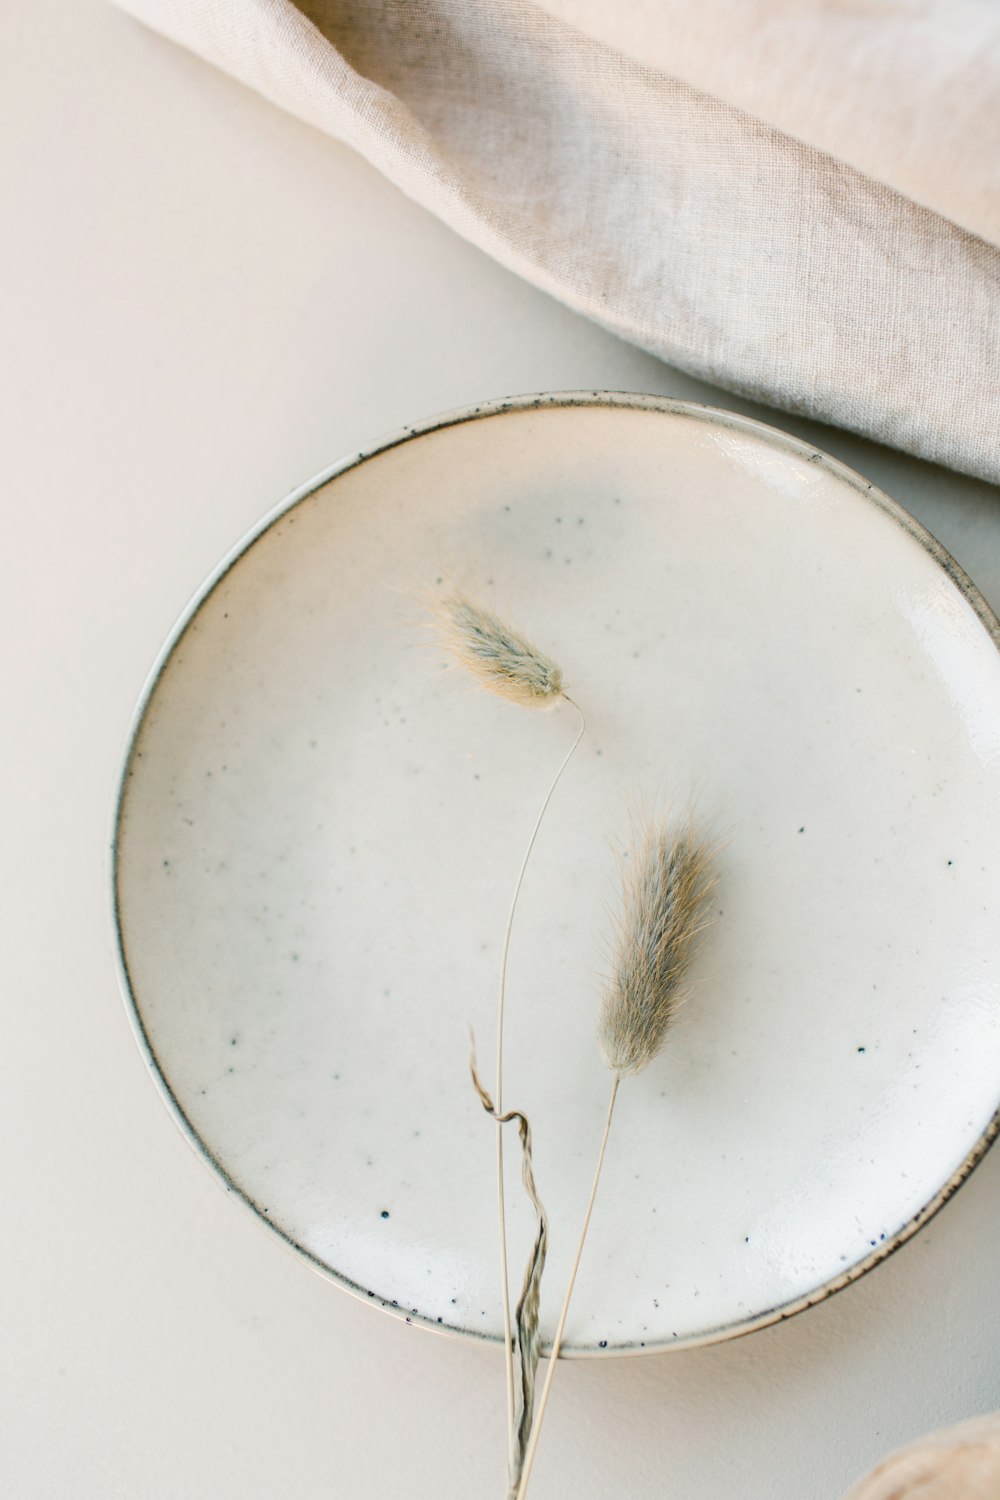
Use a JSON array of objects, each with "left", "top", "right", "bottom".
[
  {"left": 115, "top": 0, "right": 1000, "bottom": 484},
  {"left": 538, "top": 0, "right": 1000, "bottom": 247}
]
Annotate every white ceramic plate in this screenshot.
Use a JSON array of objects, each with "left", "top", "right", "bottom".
[{"left": 113, "top": 393, "right": 1000, "bottom": 1355}]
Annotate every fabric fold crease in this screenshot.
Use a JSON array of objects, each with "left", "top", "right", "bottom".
[{"left": 115, "top": 0, "right": 1000, "bottom": 483}]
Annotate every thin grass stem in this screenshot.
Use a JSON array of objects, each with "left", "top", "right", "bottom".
[
  {"left": 515, "top": 1074, "right": 620, "bottom": 1500},
  {"left": 496, "top": 694, "right": 586, "bottom": 1476}
]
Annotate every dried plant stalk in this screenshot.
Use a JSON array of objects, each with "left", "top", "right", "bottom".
[
  {"left": 490, "top": 696, "right": 585, "bottom": 1468},
  {"left": 430, "top": 586, "right": 581, "bottom": 1475},
  {"left": 516, "top": 817, "right": 718, "bottom": 1500},
  {"left": 470, "top": 1041, "right": 548, "bottom": 1500}
]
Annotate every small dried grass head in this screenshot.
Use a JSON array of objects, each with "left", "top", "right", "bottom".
[
  {"left": 599, "top": 816, "right": 718, "bottom": 1078},
  {"left": 432, "top": 590, "right": 564, "bottom": 709}
]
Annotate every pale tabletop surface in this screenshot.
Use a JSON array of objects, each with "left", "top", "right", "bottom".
[{"left": 5, "top": 3, "right": 1000, "bottom": 1497}]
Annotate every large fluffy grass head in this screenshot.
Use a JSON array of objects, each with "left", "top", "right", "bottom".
[{"left": 599, "top": 818, "right": 717, "bottom": 1078}]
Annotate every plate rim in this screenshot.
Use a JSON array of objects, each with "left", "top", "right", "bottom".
[{"left": 109, "top": 389, "right": 1000, "bottom": 1356}]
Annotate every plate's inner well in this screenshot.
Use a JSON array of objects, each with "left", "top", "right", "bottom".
[{"left": 116, "top": 400, "right": 1000, "bottom": 1352}]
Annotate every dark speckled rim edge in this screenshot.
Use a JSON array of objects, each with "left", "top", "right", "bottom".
[{"left": 110, "top": 390, "right": 1000, "bottom": 1358}]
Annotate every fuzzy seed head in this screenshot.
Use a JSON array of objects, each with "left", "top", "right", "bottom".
[
  {"left": 434, "top": 591, "right": 563, "bottom": 709},
  {"left": 599, "top": 820, "right": 717, "bottom": 1078}
]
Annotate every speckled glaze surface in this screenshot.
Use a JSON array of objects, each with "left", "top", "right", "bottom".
[{"left": 113, "top": 393, "right": 1000, "bottom": 1355}]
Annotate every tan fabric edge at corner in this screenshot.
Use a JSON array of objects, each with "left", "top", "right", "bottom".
[
  {"left": 113, "top": 0, "right": 1000, "bottom": 485},
  {"left": 841, "top": 1412, "right": 1000, "bottom": 1499},
  {"left": 536, "top": 0, "right": 1000, "bottom": 248}
]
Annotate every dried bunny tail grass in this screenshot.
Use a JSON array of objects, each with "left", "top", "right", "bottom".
[
  {"left": 515, "top": 822, "right": 719, "bottom": 1500},
  {"left": 433, "top": 590, "right": 564, "bottom": 709},
  {"left": 470, "top": 1037, "right": 548, "bottom": 1500},
  {"left": 427, "top": 583, "right": 580, "bottom": 1474},
  {"left": 517, "top": 816, "right": 720, "bottom": 1500},
  {"left": 599, "top": 817, "right": 718, "bottom": 1078}
]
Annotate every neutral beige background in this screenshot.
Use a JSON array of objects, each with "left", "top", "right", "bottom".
[{"left": 4, "top": 2, "right": 1000, "bottom": 1497}]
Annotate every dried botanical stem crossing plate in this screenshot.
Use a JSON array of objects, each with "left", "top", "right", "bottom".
[{"left": 113, "top": 393, "right": 1000, "bottom": 1354}]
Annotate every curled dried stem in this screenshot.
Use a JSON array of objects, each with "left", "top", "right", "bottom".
[{"left": 470, "top": 1038, "right": 548, "bottom": 1500}]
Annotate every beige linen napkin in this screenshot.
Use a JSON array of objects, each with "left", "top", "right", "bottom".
[
  {"left": 116, "top": 0, "right": 1000, "bottom": 484},
  {"left": 540, "top": 0, "right": 1000, "bottom": 247}
]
